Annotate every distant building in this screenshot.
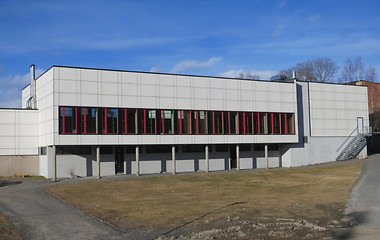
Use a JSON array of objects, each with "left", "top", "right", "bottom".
[
  {"left": 348, "top": 80, "right": 380, "bottom": 114},
  {"left": 0, "top": 65, "right": 371, "bottom": 178}
]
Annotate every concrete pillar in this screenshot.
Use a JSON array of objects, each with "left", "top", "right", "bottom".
[
  {"left": 265, "top": 144, "right": 269, "bottom": 169},
  {"left": 136, "top": 146, "right": 140, "bottom": 176},
  {"left": 52, "top": 145, "right": 57, "bottom": 182},
  {"left": 236, "top": 145, "right": 240, "bottom": 170},
  {"left": 96, "top": 146, "right": 100, "bottom": 179},
  {"left": 205, "top": 145, "right": 209, "bottom": 172},
  {"left": 172, "top": 145, "right": 176, "bottom": 175}
]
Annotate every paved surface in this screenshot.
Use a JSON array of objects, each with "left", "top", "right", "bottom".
[
  {"left": 0, "top": 180, "right": 130, "bottom": 240},
  {"left": 346, "top": 154, "right": 380, "bottom": 240}
]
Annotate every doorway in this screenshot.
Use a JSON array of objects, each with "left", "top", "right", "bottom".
[
  {"left": 357, "top": 117, "right": 364, "bottom": 134},
  {"left": 115, "top": 147, "right": 124, "bottom": 174},
  {"left": 230, "top": 145, "right": 237, "bottom": 169}
]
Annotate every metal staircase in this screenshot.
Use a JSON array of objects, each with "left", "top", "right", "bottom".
[{"left": 336, "top": 127, "right": 372, "bottom": 161}]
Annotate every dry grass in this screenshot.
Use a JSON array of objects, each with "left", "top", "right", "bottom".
[
  {"left": 0, "top": 213, "right": 22, "bottom": 240},
  {"left": 48, "top": 161, "right": 363, "bottom": 234}
]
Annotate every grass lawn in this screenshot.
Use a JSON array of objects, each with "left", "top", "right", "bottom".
[{"left": 48, "top": 161, "right": 363, "bottom": 238}]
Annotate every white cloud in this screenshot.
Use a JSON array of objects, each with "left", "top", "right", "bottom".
[
  {"left": 0, "top": 68, "right": 44, "bottom": 108},
  {"left": 149, "top": 67, "right": 161, "bottom": 73},
  {"left": 276, "top": 0, "right": 287, "bottom": 8},
  {"left": 308, "top": 14, "right": 321, "bottom": 22},
  {"left": 217, "top": 69, "right": 278, "bottom": 80},
  {"left": 273, "top": 24, "right": 285, "bottom": 36},
  {"left": 171, "top": 57, "right": 221, "bottom": 73}
]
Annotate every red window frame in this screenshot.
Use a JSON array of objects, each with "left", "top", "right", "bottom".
[{"left": 59, "top": 106, "right": 77, "bottom": 135}]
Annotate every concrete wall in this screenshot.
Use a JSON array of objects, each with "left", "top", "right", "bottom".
[
  {"left": 0, "top": 109, "right": 38, "bottom": 155},
  {"left": 0, "top": 155, "right": 39, "bottom": 176},
  {"left": 309, "top": 82, "right": 369, "bottom": 136}
]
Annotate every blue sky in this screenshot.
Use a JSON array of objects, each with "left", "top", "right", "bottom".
[{"left": 1, "top": 0, "right": 380, "bottom": 107}]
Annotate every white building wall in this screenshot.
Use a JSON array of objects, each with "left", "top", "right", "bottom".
[
  {"left": 53, "top": 67, "right": 298, "bottom": 146},
  {"left": 309, "top": 82, "right": 369, "bottom": 136},
  {"left": 21, "top": 85, "right": 30, "bottom": 109},
  {"left": 282, "top": 81, "right": 369, "bottom": 167},
  {"left": 0, "top": 109, "right": 38, "bottom": 155}
]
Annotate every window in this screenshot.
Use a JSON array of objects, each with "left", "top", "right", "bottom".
[
  {"left": 178, "top": 110, "right": 192, "bottom": 134},
  {"left": 81, "top": 107, "right": 98, "bottom": 134},
  {"left": 287, "top": 113, "right": 295, "bottom": 134},
  {"left": 146, "top": 145, "right": 173, "bottom": 153},
  {"left": 56, "top": 146, "right": 91, "bottom": 155},
  {"left": 183, "top": 144, "right": 205, "bottom": 153},
  {"left": 259, "top": 113, "right": 268, "bottom": 134},
  {"left": 161, "top": 110, "right": 174, "bottom": 134},
  {"left": 59, "top": 107, "right": 77, "bottom": 134},
  {"left": 229, "top": 112, "right": 239, "bottom": 134},
  {"left": 142, "top": 109, "right": 156, "bottom": 134},
  {"left": 39, "top": 147, "right": 47, "bottom": 155},
  {"left": 240, "top": 144, "right": 251, "bottom": 152},
  {"left": 273, "top": 113, "right": 281, "bottom": 134},
  {"left": 245, "top": 112, "right": 253, "bottom": 134},
  {"left": 216, "top": 144, "right": 229, "bottom": 152},
  {"left": 194, "top": 111, "right": 208, "bottom": 134},
  {"left": 101, "top": 146, "right": 113, "bottom": 154},
  {"left": 213, "top": 111, "right": 224, "bottom": 134},
  {"left": 127, "top": 109, "right": 138, "bottom": 134},
  {"left": 58, "top": 106, "right": 295, "bottom": 136},
  {"left": 104, "top": 108, "right": 118, "bottom": 134}
]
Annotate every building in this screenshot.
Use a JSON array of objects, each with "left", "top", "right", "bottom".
[{"left": 0, "top": 65, "right": 370, "bottom": 178}]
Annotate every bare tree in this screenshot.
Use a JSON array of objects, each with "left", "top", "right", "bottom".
[
  {"left": 365, "top": 65, "right": 377, "bottom": 82},
  {"left": 238, "top": 72, "right": 260, "bottom": 80},
  {"left": 313, "top": 58, "right": 339, "bottom": 83},
  {"left": 339, "top": 56, "right": 365, "bottom": 83},
  {"left": 278, "top": 57, "right": 338, "bottom": 82}
]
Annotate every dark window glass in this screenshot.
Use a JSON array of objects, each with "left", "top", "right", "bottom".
[
  {"left": 198, "top": 111, "right": 208, "bottom": 134},
  {"left": 281, "top": 113, "right": 286, "bottom": 134},
  {"left": 180, "top": 110, "right": 192, "bottom": 134},
  {"left": 183, "top": 144, "right": 205, "bottom": 153},
  {"left": 162, "top": 110, "right": 174, "bottom": 134},
  {"left": 146, "top": 145, "right": 173, "bottom": 153},
  {"left": 287, "top": 114, "right": 295, "bottom": 134},
  {"left": 145, "top": 110, "right": 156, "bottom": 134},
  {"left": 106, "top": 109, "right": 118, "bottom": 134},
  {"left": 245, "top": 112, "right": 253, "bottom": 134},
  {"left": 259, "top": 113, "right": 268, "bottom": 134},
  {"left": 81, "top": 108, "right": 97, "bottom": 134},
  {"left": 239, "top": 112, "right": 245, "bottom": 134},
  {"left": 268, "top": 113, "right": 273, "bottom": 134},
  {"left": 254, "top": 144, "right": 265, "bottom": 151},
  {"left": 39, "top": 147, "right": 47, "bottom": 155},
  {"left": 60, "top": 107, "right": 77, "bottom": 134},
  {"left": 214, "top": 111, "right": 224, "bottom": 134},
  {"left": 253, "top": 112, "right": 259, "bottom": 134},
  {"left": 273, "top": 113, "right": 281, "bottom": 134},
  {"left": 101, "top": 146, "right": 113, "bottom": 154},
  {"left": 230, "top": 112, "right": 238, "bottom": 134},
  {"left": 240, "top": 144, "right": 251, "bottom": 152},
  {"left": 215, "top": 144, "right": 229, "bottom": 152},
  {"left": 127, "top": 109, "right": 138, "bottom": 134}
]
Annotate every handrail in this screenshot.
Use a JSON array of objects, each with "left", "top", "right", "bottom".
[{"left": 336, "top": 127, "right": 358, "bottom": 152}]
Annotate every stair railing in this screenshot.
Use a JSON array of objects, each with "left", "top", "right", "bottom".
[{"left": 336, "top": 127, "right": 358, "bottom": 152}]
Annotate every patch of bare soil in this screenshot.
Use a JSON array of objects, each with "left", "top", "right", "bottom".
[
  {"left": 0, "top": 213, "right": 22, "bottom": 240},
  {"left": 156, "top": 206, "right": 353, "bottom": 240}
]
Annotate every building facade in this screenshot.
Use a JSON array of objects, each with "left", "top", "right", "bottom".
[{"left": 0, "top": 66, "right": 370, "bottom": 178}]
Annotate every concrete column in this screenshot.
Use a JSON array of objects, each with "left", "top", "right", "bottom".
[
  {"left": 236, "top": 145, "right": 240, "bottom": 170},
  {"left": 96, "top": 146, "right": 100, "bottom": 179},
  {"left": 52, "top": 145, "right": 57, "bottom": 182},
  {"left": 265, "top": 144, "right": 269, "bottom": 169},
  {"left": 136, "top": 146, "right": 140, "bottom": 176},
  {"left": 172, "top": 145, "right": 176, "bottom": 175},
  {"left": 205, "top": 145, "right": 209, "bottom": 173}
]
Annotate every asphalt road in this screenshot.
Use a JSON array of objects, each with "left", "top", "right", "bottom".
[
  {"left": 0, "top": 180, "right": 130, "bottom": 240},
  {"left": 346, "top": 153, "right": 380, "bottom": 240}
]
